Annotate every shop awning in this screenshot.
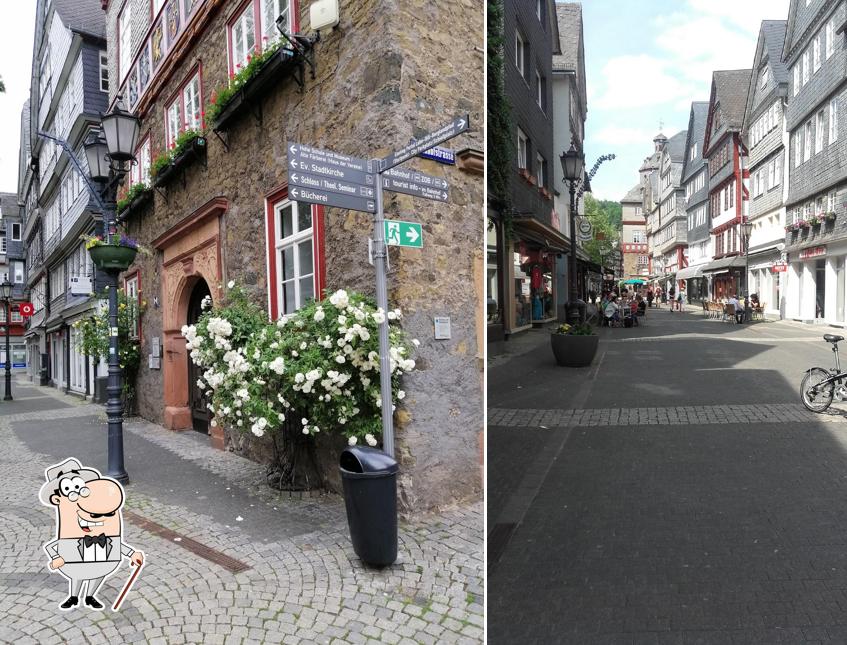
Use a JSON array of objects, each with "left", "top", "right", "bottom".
[
  {"left": 676, "top": 265, "right": 706, "bottom": 280},
  {"left": 512, "top": 215, "right": 571, "bottom": 253},
  {"left": 701, "top": 256, "right": 747, "bottom": 274}
]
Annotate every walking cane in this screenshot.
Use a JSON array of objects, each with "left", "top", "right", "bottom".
[{"left": 112, "top": 561, "right": 144, "bottom": 612}]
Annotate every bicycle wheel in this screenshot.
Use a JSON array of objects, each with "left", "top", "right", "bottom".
[{"left": 801, "top": 367, "right": 834, "bottom": 413}]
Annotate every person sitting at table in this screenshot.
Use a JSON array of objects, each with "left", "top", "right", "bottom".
[
  {"left": 636, "top": 294, "right": 646, "bottom": 317},
  {"left": 727, "top": 293, "right": 744, "bottom": 324},
  {"left": 629, "top": 297, "right": 640, "bottom": 326},
  {"left": 604, "top": 296, "right": 621, "bottom": 326}
]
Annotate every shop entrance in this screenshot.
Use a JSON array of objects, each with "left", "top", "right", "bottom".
[
  {"left": 816, "top": 259, "right": 826, "bottom": 319},
  {"left": 187, "top": 279, "right": 211, "bottom": 433}
]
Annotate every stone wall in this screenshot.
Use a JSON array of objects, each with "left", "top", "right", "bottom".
[{"left": 108, "top": 0, "right": 483, "bottom": 511}]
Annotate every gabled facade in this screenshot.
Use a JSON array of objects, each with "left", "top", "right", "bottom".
[
  {"left": 619, "top": 183, "right": 647, "bottom": 281},
  {"left": 24, "top": 0, "right": 109, "bottom": 394},
  {"left": 702, "top": 69, "right": 752, "bottom": 299},
  {"left": 639, "top": 132, "right": 665, "bottom": 281},
  {"left": 0, "top": 192, "right": 27, "bottom": 371},
  {"left": 782, "top": 0, "right": 847, "bottom": 324},
  {"left": 742, "top": 20, "right": 789, "bottom": 317},
  {"left": 103, "top": 0, "right": 483, "bottom": 510},
  {"left": 678, "top": 102, "right": 711, "bottom": 302},
  {"left": 653, "top": 130, "right": 688, "bottom": 280}
]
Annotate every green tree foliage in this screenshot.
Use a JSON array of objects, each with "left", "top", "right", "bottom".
[
  {"left": 486, "top": 0, "right": 512, "bottom": 217},
  {"left": 582, "top": 195, "right": 621, "bottom": 266}
]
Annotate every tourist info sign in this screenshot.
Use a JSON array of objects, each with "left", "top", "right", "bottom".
[
  {"left": 379, "top": 115, "right": 469, "bottom": 171},
  {"left": 384, "top": 219, "right": 423, "bottom": 248},
  {"left": 382, "top": 167, "right": 449, "bottom": 202}
]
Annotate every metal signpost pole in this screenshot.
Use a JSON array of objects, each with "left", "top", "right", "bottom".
[{"left": 373, "top": 170, "right": 395, "bottom": 457}]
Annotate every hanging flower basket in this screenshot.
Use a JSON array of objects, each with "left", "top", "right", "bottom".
[
  {"left": 825, "top": 211, "right": 837, "bottom": 221},
  {"left": 88, "top": 245, "right": 137, "bottom": 271}
]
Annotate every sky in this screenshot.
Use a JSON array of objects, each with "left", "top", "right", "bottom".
[
  {"left": 0, "top": 2, "right": 36, "bottom": 195},
  {"left": 582, "top": 0, "right": 791, "bottom": 202}
]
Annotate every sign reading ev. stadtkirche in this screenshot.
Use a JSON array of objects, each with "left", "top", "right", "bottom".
[
  {"left": 287, "top": 142, "right": 375, "bottom": 185},
  {"left": 384, "top": 220, "right": 423, "bottom": 248}
]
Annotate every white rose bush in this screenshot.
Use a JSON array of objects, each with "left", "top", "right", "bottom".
[{"left": 183, "top": 284, "right": 416, "bottom": 451}]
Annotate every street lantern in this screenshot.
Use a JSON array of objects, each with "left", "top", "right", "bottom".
[
  {"left": 741, "top": 220, "right": 753, "bottom": 240},
  {"left": 741, "top": 219, "right": 753, "bottom": 322},
  {"left": 560, "top": 144, "right": 585, "bottom": 183},
  {"left": 100, "top": 97, "right": 140, "bottom": 164},
  {"left": 0, "top": 279, "right": 13, "bottom": 401},
  {"left": 560, "top": 144, "right": 588, "bottom": 323},
  {"left": 83, "top": 134, "right": 110, "bottom": 182}
]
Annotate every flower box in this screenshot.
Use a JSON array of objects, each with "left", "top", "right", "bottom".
[
  {"left": 212, "top": 47, "right": 299, "bottom": 133},
  {"left": 89, "top": 245, "right": 137, "bottom": 271},
  {"left": 152, "top": 136, "right": 207, "bottom": 188},
  {"left": 117, "top": 186, "right": 153, "bottom": 219},
  {"left": 825, "top": 211, "right": 837, "bottom": 221}
]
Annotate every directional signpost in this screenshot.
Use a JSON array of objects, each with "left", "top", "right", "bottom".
[
  {"left": 288, "top": 115, "right": 469, "bottom": 457},
  {"left": 384, "top": 220, "right": 423, "bottom": 248}
]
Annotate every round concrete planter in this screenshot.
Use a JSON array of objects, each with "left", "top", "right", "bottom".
[
  {"left": 89, "top": 245, "right": 137, "bottom": 271},
  {"left": 550, "top": 332, "right": 599, "bottom": 367}
]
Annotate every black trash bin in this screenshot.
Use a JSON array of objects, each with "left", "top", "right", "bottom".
[{"left": 339, "top": 446, "right": 398, "bottom": 567}]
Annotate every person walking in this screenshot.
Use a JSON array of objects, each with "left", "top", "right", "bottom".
[
  {"left": 668, "top": 284, "right": 676, "bottom": 310},
  {"left": 677, "top": 287, "right": 686, "bottom": 312}
]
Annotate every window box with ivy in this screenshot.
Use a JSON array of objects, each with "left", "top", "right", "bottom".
[
  {"left": 116, "top": 182, "right": 153, "bottom": 219},
  {"left": 208, "top": 39, "right": 304, "bottom": 134},
  {"left": 151, "top": 130, "right": 207, "bottom": 189}
]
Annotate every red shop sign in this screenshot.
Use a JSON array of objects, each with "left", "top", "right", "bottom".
[
  {"left": 771, "top": 264, "right": 788, "bottom": 273},
  {"left": 799, "top": 246, "right": 826, "bottom": 260}
]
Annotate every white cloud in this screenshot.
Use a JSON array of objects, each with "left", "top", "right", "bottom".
[
  {"left": 593, "top": 125, "right": 658, "bottom": 146},
  {"left": 686, "top": 0, "right": 790, "bottom": 36},
  {"left": 0, "top": 5, "right": 35, "bottom": 193},
  {"left": 592, "top": 54, "right": 700, "bottom": 110}
]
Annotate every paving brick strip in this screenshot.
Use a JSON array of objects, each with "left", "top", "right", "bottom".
[
  {"left": 488, "top": 402, "right": 846, "bottom": 427},
  {"left": 0, "top": 381, "right": 483, "bottom": 645}
]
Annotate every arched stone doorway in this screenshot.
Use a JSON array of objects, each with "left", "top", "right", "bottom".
[{"left": 153, "top": 197, "right": 227, "bottom": 450}]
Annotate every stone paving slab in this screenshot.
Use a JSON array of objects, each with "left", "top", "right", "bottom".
[{"left": 0, "top": 380, "right": 483, "bottom": 644}]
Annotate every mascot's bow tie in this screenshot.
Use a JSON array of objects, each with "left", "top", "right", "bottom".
[{"left": 82, "top": 534, "right": 108, "bottom": 548}]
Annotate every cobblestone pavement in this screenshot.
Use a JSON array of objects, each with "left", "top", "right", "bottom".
[
  {"left": 489, "top": 308, "right": 847, "bottom": 644},
  {"left": 0, "top": 381, "right": 483, "bottom": 645}
]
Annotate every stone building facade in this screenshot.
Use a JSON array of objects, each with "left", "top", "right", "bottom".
[
  {"left": 679, "top": 102, "right": 711, "bottom": 303},
  {"left": 619, "top": 183, "right": 647, "bottom": 282},
  {"left": 702, "top": 69, "right": 752, "bottom": 299},
  {"left": 741, "top": 20, "right": 790, "bottom": 318},
  {"left": 101, "top": 0, "right": 483, "bottom": 511},
  {"left": 782, "top": 0, "right": 847, "bottom": 324}
]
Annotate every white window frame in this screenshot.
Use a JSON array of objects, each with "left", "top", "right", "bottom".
[
  {"left": 803, "top": 49, "right": 810, "bottom": 85},
  {"left": 804, "top": 120, "right": 812, "bottom": 161},
  {"left": 536, "top": 69, "right": 543, "bottom": 110},
  {"left": 816, "top": 109, "right": 825, "bottom": 153},
  {"left": 773, "top": 154, "right": 781, "bottom": 187},
  {"left": 274, "top": 200, "right": 315, "bottom": 316},
  {"left": 793, "top": 65, "right": 800, "bottom": 96},
  {"left": 827, "top": 18, "right": 835, "bottom": 59},
  {"left": 99, "top": 51, "right": 109, "bottom": 93},
  {"left": 0, "top": 236, "right": 6, "bottom": 254},
  {"left": 831, "top": 96, "right": 839, "bottom": 143},
  {"left": 131, "top": 137, "right": 152, "bottom": 187},
  {"left": 261, "top": 0, "right": 289, "bottom": 45},
  {"left": 795, "top": 131, "right": 802, "bottom": 168},
  {"left": 124, "top": 274, "right": 140, "bottom": 339},
  {"left": 118, "top": 4, "right": 132, "bottom": 83},
  {"left": 517, "top": 128, "right": 528, "bottom": 170},
  {"left": 536, "top": 153, "right": 545, "bottom": 188},
  {"left": 11, "top": 223, "right": 21, "bottom": 241},
  {"left": 165, "top": 72, "right": 202, "bottom": 149},
  {"left": 814, "top": 33, "right": 822, "bottom": 72},
  {"left": 230, "top": 2, "right": 257, "bottom": 74},
  {"left": 515, "top": 29, "right": 526, "bottom": 78}
]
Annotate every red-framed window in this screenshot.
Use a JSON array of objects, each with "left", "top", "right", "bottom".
[
  {"left": 130, "top": 134, "right": 152, "bottom": 187},
  {"left": 164, "top": 67, "right": 203, "bottom": 149},
  {"left": 124, "top": 270, "right": 142, "bottom": 340},
  {"left": 227, "top": 0, "right": 298, "bottom": 76},
  {"left": 264, "top": 185, "right": 325, "bottom": 320}
]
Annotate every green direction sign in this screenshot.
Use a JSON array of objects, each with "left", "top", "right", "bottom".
[{"left": 384, "top": 219, "right": 423, "bottom": 248}]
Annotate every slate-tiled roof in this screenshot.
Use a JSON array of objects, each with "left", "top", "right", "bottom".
[
  {"left": 0, "top": 193, "right": 21, "bottom": 219},
  {"left": 553, "top": 3, "right": 586, "bottom": 115},
  {"left": 53, "top": 0, "right": 105, "bottom": 39},
  {"left": 762, "top": 20, "right": 789, "bottom": 85},
  {"left": 713, "top": 69, "right": 753, "bottom": 130},
  {"left": 665, "top": 130, "right": 688, "bottom": 163},
  {"left": 621, "top": 183, "right": 642, "bottom": 203},
  {"left": 682, "top": 102, "right": 709, "bottom": 183}
]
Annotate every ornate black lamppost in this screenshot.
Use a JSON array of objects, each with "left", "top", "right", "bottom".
[
  {"left": 741, "top": 218, "right": 753, "bottom": 323},
  {"left": 560, "top": 145, "right": 586, "bottom": 323},
  {"left": 0, "top": 279, "right": 13, "bottom": 400}
]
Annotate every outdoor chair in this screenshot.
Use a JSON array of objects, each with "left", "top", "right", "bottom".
[{"left": 723, "top": 304, "right": 735, "bottom": 323}]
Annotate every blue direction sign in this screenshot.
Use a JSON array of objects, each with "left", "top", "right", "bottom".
[
  {"left": 380, "top": 115, "right": 469, "bottom": 171},
  {"left": 419, "top": 146, "right": 455, "bottom": 165},
  {"left": 290, "top": 171, "right": 375, "bottom": 199},
  {"left": 290, "top": 186, "right": 376, "bottom": 214},
  {"left": 287, "top": 142, "right": 375, "bottom": 186}
]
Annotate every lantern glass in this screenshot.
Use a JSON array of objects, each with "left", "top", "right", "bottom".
[
  {"left": 560, "top": 145, "right": 585, "bottom": 183},
  {"left": 741, "top": 221, "right": 753, "bottom": 239},
  {"left": 84, "top": 136, "right": 110, "bottom": 182},
  {"left": 0, "top": 280, "right": 12, "bottom": 301},
  {"left": 101, "top": 99, "right": 140, "bottom": 163}
]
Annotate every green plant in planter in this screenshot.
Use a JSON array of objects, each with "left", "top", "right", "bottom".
[
  {"left": 554, "top": 322, "right": 595, "bottom": 336},
  {"left": 116, "top": 182, "right": 150, "bottom": 214},
  {"left": 184, "top": 283, "right": 418, "bottom": 448},
  {"left": 206, "top": 38, "right": 285, "bottom": 125},
  {"left": 150, "top": 129, "right": 204, "bottom": 179}
]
